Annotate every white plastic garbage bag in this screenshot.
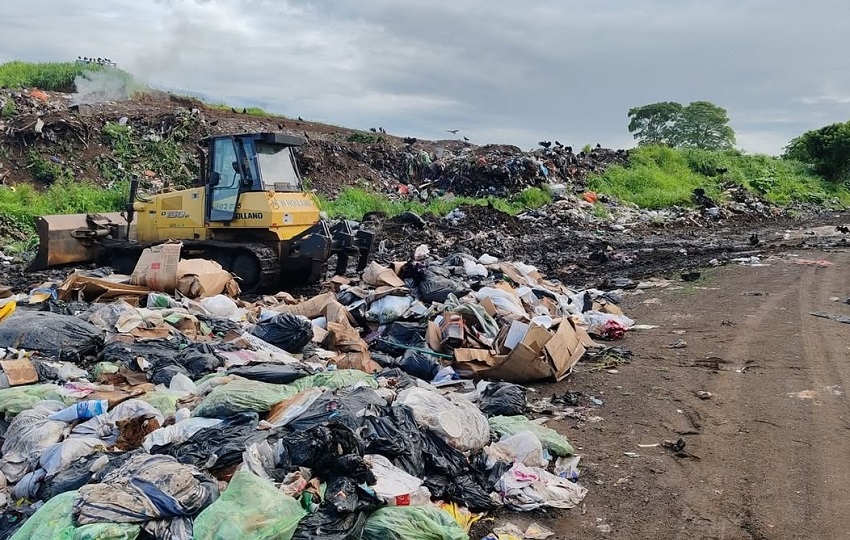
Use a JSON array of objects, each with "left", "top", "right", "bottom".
[
  {"left": 200, "top": 295, "right": 239, "bottom": 319},
  {"left": 39, "top": 437, "right": 106, "bottom": 477},
  {"left": 0, "top": 400, "right": 66, "bottom": 483},
  {"left": 366, "top": 296, "right": 413, "bottom": 324},
  {"left": 494, "top": 462, "right": 587, "bottom": 510},
  {"left": 143, "top": 416, "right": 224, "bottom": 451},
  {"left": 474, "top": 287, "right": 527, "bottom": 318},
  {"left": 396, "top": 387, "right": 489, "bottom": 452},
  {"left": 485, "top": 430, "right": 547, "bottom": 468},
  {"left": 463, "top": 260, "right": 488, "bottom": 278},
  {"left": 365, "top": 454, "right": 431, "bottom": 506}
]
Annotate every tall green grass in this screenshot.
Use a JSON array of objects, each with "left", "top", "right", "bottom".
[
  {"left": 588, "top": 146, "right": 850, "bottom": 208},
  {"left": 0, "top": 61, "right": 103, "bottom": 91},
  {"left": 320, "top": 186, "right": 552, "bottom": 220}
]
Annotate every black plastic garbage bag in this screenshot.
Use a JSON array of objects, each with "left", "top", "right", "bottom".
[
  {"left": 277, "top": 423, "right": 364, "bottom": 472},
  {"left": 371, "top": 322, "right": 427, "bottom": 356},
  {"left": 418, "top": 269, "right": 470, "bottom": 303},
  {"left": 292, "top": 476, "right": 384, "bottom": 540},
  {"left": 470, "top": 450, "right": 512, "bottom": 493},
  {"left": 398, "top": 348, "right": 440, "bottom": 381},
  {"left": 151, "top": 413, "right": 264, "bottom": 471},
  {"left": 420, "top": 429, "right": 496, "bottom": 510},
  {"left": 363, "top": 405, "right": 424, "bottom": 476},
  {"left": 227, "top": 363, "right": 311, "bottom": 384},
  {"left": 148, "top": 345, "right": 224, "bottom": 385},
  {"left": 100, "top": 338, "right": 181, "bottom": 367},
  {"left": 288, "top": 388, "right": 387, "bottom": 432},
  {"left": 0, "top": 311, "right": 102, "bottom": 361},
  {"left": 478, "top": 382, "right": 527, "bottom": 417},
  {"left": 250, "top": 313, "right": 313, "bottom": 353}
]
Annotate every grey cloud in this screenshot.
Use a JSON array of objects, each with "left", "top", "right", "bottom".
[{"left": 2, "top": 0, "right": 849, "bottom": 154}]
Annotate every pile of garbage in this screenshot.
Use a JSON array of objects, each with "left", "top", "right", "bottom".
[
  {"left": 0, "top": 232, "right": 637, "bottom": 539},
  {"left": 383, "top": 144, "right": 629, "bottom": 198}
]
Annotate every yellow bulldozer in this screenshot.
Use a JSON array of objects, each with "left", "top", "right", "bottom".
[{"left": 27, "top": 132, "right": 375, "bottom": 292}]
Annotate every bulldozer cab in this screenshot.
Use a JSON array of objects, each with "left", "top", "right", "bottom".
[{"left": 203, "top": 132, "right": 305, "bottom": 222}]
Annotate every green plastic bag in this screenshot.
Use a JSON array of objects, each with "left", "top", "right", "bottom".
[
  {"left": 0, "top": 384, "right": 74, "bottom": 417},
  {"left": 306, "top": 369, "right": 378, "bottom": 390},
  {"left": 363, "top": 506, "right": 469, "bottom": 540},
  {"left": 139, "top": 388, "right": 182, "bottom": 417},
  {"left": 192, "top": 378, "right": 302, "bottom": 417},
  {"left": 193, "top": 470, "right": 306, "bottom": 540},
  {"left": 10, "top": 491, "right": 140, "bottom": 540},
  {"left": 489, "top": 415, "right": 574, "bottom": 456}
]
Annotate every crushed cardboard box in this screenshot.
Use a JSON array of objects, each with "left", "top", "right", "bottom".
[{"left": 130, "top": 243, "right": 239, "bottom": 298}]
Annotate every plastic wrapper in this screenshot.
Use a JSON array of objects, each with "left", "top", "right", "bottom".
[
  {"left": 193, "top": 470, "right": 306, "bottom": 540},
  {"left": 366, "top": 296, "right": 413, "bottom": 324},
  {"left": 362, "top": 506, "right": 469, "bottom": 540},
  {"left": 489, "top": 415, "right": 574, "bottom": 456},
  {"left": 365, "top": 454, "right": 431, "bottom": 506}
]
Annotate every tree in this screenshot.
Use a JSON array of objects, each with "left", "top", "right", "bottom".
[
  {"left": 627, "top": 101, "right": 736, "bottom": 150},
  {"left": 627, "top": 102, "right": 682, "bottom": 146},
  {"left": 785, "top": 121, "right": 850, "bottom": 182}
]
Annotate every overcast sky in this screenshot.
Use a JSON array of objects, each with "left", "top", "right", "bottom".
[{"left": 2, "top": 0, "right": 848, "bottom": 154}]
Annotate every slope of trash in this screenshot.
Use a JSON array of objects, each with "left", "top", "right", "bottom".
[
  {"left": 0, "top": 238, "right": 645, "bottom": 539},
  {"left": 0, "top": 88, "right": 628, "bottom": 199}
]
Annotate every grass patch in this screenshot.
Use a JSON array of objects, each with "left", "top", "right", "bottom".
[
  {"left": 0, "top": 179, "right": 128, "bottom": 242},
  {"left": 588, "top": 145, "right": 850, "bottom": 208},
  {"left": 205, "top": 103, "right": 279, "bottom": 117},
  {"left": 0, "top": 61, "right": 103, "bottom": 91},
  {"left": 320, "top": 186, "right": 552, "bottom": 220}
]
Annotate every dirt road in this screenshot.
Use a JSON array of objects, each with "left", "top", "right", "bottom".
[{"left": 491, "top": 246, "right": 849, "bottom": 539}]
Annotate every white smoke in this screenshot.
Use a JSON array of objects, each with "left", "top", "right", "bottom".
[{"left": 71, "top": 68, "right": 141, "bottom": 105}]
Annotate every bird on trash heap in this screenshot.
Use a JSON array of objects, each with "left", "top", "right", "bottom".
[
  {"left": 538, "top": 141, "right": 552, "bottom": 149},
  {"left": 446, "top": 129, "right": 459, "bottom": 134}
]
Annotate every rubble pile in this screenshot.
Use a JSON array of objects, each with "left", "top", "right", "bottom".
[{"left": 0, "top": 241, "right": 638, "bottom": 539}]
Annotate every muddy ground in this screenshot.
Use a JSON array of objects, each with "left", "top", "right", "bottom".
[{"left": 474, "top": 224, "right": 849, "bottom": 538}]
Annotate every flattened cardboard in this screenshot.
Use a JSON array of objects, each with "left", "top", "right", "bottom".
[
  {"left": 544, "top": 320, "right": 586, "bottom": 380},
  {"left": 0, "top": 359, "right": 39, "bottom": 386},
  {"left": 426, "top": 321, "right": 444, "bottom": 352},
  {"left": 479, "top": 297, "right": 498, "bottom": 318},
  {"left": 58, "top": 273, "right": 150, "bottom": 302},
  {"left": 453, "top": 348, "right": 497, "bottom": 377},
  {"left": 130, "top": 243, "right": 181, "bottom": 292},
  {"left": 271, "top": 292, "right": 336, "bottom": 319}
]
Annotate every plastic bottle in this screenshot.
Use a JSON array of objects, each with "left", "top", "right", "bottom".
[{"left": 48, "top": 400, "right": 109, "bottom": 422}]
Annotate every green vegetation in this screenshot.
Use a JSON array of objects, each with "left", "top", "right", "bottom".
[
  {"left": 1, "top": 99, "right": 15, "bottom": 118},
  {"left": 205, "top": 103, "right": 278, "bottom": 117},
  {"left": 0, "top": 179, "right": 127, "bottom": 246},
  {"left": 26, "top": 151, "right": 75, "bottom": 183},
  {"left": 628, "top": 101, "right": 735, "bottom": 150},
  {"left": 99, "top": 120, "right": 199, "bottom": 189},
  {"left": 346, "top": 132, "right": 384, "bottom": 144},
  {"left": 581, "top": 144, "right": 593, "bottom": 154},
  {"left": 320, "top": 186, "right": 552, "bottom": 220},
  {"left": 0, "top": 61, "right": 104, "bottom": 91},
  {"left": 785, "top": 121, "right": 850, "bottom": 184},
  {"left": 589, "top": 145, "right": 850, "bottom": 208}
]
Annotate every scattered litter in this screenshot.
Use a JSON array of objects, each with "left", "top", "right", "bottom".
[
  {"left": 667, "top": 339, "right": 688, "bottom": 349},
  {"left": 696, "top": 391, "right": 713, "bottom": 400},
  {"left": 788, "top": 390, "right": 818, "bottom": 400},
  {"left": 810, "top": 312, "right": 850, "bottom": 324}
]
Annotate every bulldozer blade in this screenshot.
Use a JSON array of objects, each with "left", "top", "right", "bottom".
[{"left": 26, "top": 212, "right": 128, "bottom": 272}]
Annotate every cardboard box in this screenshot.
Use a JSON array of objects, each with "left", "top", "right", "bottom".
[
  {"left": 362, "top": 262, "right": 405, "bottom": 288},
  {"left": 58, "top": 272, "right": 151, "bottom": 302},
  {"left": 176, "top": 258, "right": 240, "bottom": 298},
  {"left": 0, "top": 359, "right": 39, "bottom": 386},
  {"left": 130, "top": 243, "right": 181, "bottom": 292},
  {"left": 458, "top": 319, "right": 587, "bottom": 383}
]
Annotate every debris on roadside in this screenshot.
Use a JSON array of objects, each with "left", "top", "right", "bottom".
[{"left": 0, "top": 241, "right": 642, "bottom": 538}]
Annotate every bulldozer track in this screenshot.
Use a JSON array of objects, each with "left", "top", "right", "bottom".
[{"left": 106, "top": 239, "right": 281, "bottom": 293}]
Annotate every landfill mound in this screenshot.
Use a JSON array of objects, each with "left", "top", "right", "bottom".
[
  {"left": 0, "top": 88, "right": 627, "bottom": 198},
  {"left": 0, "top": 239, "right": 641, "bottom": 539}
]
